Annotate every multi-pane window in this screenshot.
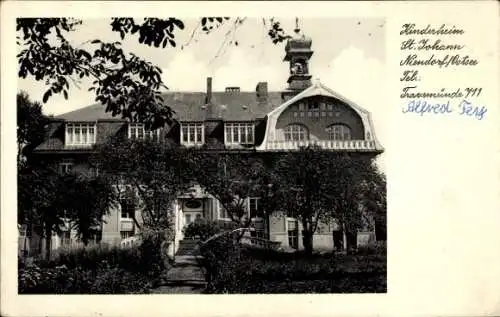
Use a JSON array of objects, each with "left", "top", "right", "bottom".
[
  {"left": 327, "top": 124, "right": 352, "bottom": 140},
  {"left": 120, "top": 231, "right": 135, "bottom": 240},
  {"left": 120, "top": 198, "right": 135, "bottom": 219},
  {"left": 284, "top": 124, "right": 309, "bottom": 141},
  {"left": 66, "top": 123, "right": 96, "bottom": 146},
  {"left": 217, "top": 200, "right": 230, "bottom": 220},
  {"left": 61, "top": 231, "right": 72, "bottom": 246},
  {"left": 248, "top": 197, "right": 261, "bottom": 218},
  {"left": 287, "top": 220, "right": 299, "bottom": 249},
  {"left": 59, "top": 162, "right": 73, "bottom": 174},
  {"left": 225, "top": 123, "right": 254, "bottom": 145},
  {"left": 128, "top": 123, "right": 161, "bottom": 142},
  {"left": 181, "top": 123, "right": 204, "bottom": 145}
]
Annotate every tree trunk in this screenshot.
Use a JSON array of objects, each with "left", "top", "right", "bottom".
[
  {"left": 44, "top": 226, "right": 52, "bottom": 261},
  {"left": 302, "top": 230, "right": 313, "bottom": 256}
]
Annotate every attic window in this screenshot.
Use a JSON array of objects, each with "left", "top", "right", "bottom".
[
  {"left": 225, "top": 87, "right": 240, "bottom": 93},
  {"left": 128, "top": 123, "right": 161, "bottom": 142},
  {"left": 65, "top": 123, "right": 96, "bottom": 147}
]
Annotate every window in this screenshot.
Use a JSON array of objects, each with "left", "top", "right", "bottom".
[
  {"left": 120, "top": 231, "right": 135, "bottom": 240},
  {"left": 308, "top": 101, "right": 319, "bottom": 111},
  {"left": 287, "top": 220, "right": 299, "bottom": 249},
  {"left": 59, "top": 162, "right": 73, "bottom": 174},
  {"left": 284, "top": 124, "right": 309, "bottom": 141},
  {"left": 248, "top": 197, "right": 261, "bottom": 218},
  {"left": 66, "top": 123, "right": 96, "bottom": 146},
  {"left": 327, "top": 124, "right": 352, "bottom": 140},
  {"left": 251, "top": 218, "right": 266, "bottom": 239},
  {"left": 61, "top": 231, "right": 71, "bottom": 246},
  {"left": 225, "top": 123, "right": 254, "bottom": 145},
  {"left": 217, "top": 200, "right": 230, "bottom": 220},
  {"left": 120, "top": 198, "right": 135, "bottom": 219},
  {"left": 89, "top": 166, "right": 99, "bottom": 178},
  {"left": 181, "top": 123, "right": 204, "bottom": 145},
  {"left": 129, "top": 123, "right": 161, "bottom": 142}
]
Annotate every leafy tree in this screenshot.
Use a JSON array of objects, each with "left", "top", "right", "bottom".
[
  {"left": 17, "top": 18, "right": 291, "bottom": 129},
  {"left": 17, "top": 91, "right": 48, "bottom": 165},
  {"left": 273, "top": 146, "right": 339, "bottom": 255},
  {"left": 190, "top": 151, "right": 277, "bottom": 238},
  {"left": 322, "top": 154, "right": 384, "bottom": 251},
  {"left": 93, "top": 137, "right": 194, "bottom": 233}
]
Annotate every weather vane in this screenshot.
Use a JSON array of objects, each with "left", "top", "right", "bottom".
[{"left": 294, "top": 17, "right": 301, "bottom": 34}]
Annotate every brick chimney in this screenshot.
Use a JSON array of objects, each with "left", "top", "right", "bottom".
[
  {"left": 256, "top": 82, "right": 268, "bottom": 104},
  {"left": 206, "top": 77, "right": 213, "bottom": 104}
]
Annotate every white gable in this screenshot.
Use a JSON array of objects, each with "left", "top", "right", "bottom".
[{"left": 257, "top": 80, "right": 384, "bottom": 152}]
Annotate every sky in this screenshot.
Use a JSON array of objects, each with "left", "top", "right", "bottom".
[{"left": 17, "top": 17, "right": 387, "bottom": 170}]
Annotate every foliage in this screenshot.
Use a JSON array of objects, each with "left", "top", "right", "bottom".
[
  {"left": 199, "top": 241, "right": 386, "bottom": 294},
  {"left": 183, "top": 219, "right": 222, "bottom": 241},
  {"left": 16, "top": 91, "right": 48, "bottom": 164},
  {"left": 18, "top": 242, "right": 169, "bottom": 294},
  {"left": 93, "top": 138, "right": 194, "bottom": 232},
  {"left": 18, "top": 263, "right": 151, "bottom": 294},
  {"left": 17, "top": 18, "right": 290, "bottom": 129},
  {"left": 273, "top": 146, "right": 342, "bottom": 255},
  {"left": 273, "top": 147, "right": 385, "bottom": 254},
  {"left": 191, "top": 152, "right": 278, "bottom": 233}
]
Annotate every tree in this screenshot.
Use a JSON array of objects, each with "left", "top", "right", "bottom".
[
  {"left": 17, "top": 91, "right": 48, "bottom": 165},
  {"left": 322, "top": 154, "right": 384, "bottom": 252},
  {"left": 190, "top": 151, "right": 277, "bottom": 238},
  {"left": 17, "top": 18, "right": 291, "bottom": 129},
  {"left": 93, "top": 137, "right": 194, "bottom": 234},
  {"left": 273, "top": 146, "right": 339, "bottom": 255}
]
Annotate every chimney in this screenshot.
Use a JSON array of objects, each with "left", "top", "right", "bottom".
[
  {"left": 206, "top": 77, "right": 212, "bottom": 104},
  {"left": 256, "top": 82, "right": 268, "bottom": 103}
]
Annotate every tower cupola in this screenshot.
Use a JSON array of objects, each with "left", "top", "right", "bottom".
[{"left": 282, "top": 18, "right": 314, "bottom": 100}]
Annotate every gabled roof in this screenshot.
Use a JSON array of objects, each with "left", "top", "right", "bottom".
[{"left": 56, "top": 91, "right": 284, "bottom": 122}]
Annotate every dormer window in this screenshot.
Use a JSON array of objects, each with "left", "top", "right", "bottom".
[
  {"left": 66, "top": 123, "right": 96, "bottom": 147},
  {"left": 181, "top": 123, "right": 204, "bottom": 146},
  {"left": 128, "top": 123, "right": 161, "bottom": 142},
  {"left": 225, "top": 123, "right": 254, "bottom": 145}
]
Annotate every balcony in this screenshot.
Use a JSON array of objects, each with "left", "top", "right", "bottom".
[{"left": 262, "top": 139, "right": 378, "bottom": 151}]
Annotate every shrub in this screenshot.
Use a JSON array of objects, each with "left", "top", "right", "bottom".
[
  {"left": 198, "top": 239, "right": 387, "bottom": 293},
  {"left": 183, "top": 220, "right": 222, "bottom": 241},
  {"left": 18, "top": 262, "right": 151, "bottom": 294}
]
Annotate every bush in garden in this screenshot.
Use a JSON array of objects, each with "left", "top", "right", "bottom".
[{"left": 183, "top": 220, "right": 222, "bottom": 241}]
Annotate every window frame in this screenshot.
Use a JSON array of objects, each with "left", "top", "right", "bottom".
[
  {"left": 180, "top": 122, "right": 205, "bottom": 146},
  {"left": 327, "top": 124, "right": 352, "bottom": 141},
  {"left": 59, "top": 162, "right": 73, "bottom": 174},
  {"left": 284, "top": 124, "right": 309, "bottom": 141},
  {"left": 128, "top": 123, "right": 162, "bottom": 141},
  {"left": 216, "top": 200, "right": 231, "bottom": 221},
  {"left": 65, "top": 123, "right": 97, "bottom": 147},
  {"left": 224, "top": 122, "right": 255, "bottom": 145},
  {"left": 120, "top": 197, "right": 135, "bottom": 220}
]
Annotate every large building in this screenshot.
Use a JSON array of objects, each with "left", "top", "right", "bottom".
[{"left": 23, "top": 27, "right": 384, "bottom": 256}]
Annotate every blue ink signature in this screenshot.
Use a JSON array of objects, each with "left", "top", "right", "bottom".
[{"left": 402, "top": 99, "right": 487, "bottom": 120}]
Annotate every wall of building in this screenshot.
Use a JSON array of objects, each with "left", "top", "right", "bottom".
[{"left": 275, "top": 96, "right": 365, "bottom": 141}]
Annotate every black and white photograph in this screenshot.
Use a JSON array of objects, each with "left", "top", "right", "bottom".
[{"left": 16, "top": 16, "right": 387, "bottom": 294}]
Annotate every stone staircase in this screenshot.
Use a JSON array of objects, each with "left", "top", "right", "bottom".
[{"left": 175, "top": 239, "right": 201, "bottom": 256}]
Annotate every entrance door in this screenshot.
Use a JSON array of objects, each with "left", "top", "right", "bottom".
[
  {"left": 182, "top": 199, "right": 204, "bottom": 228},
  {"left": 184, "top": 211, "right": 202, "bottom": 227}
]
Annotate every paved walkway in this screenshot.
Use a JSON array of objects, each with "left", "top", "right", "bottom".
[{"left": 150, "top": 255, "right": 207, "bottom": 294}]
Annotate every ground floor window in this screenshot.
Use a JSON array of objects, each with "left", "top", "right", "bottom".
[
  {"left": 287, "top": 219, "right": 299, "bottom": 249},
  {"left": 60, "top": 231, "right": 72, "bottom": 246},
  {"left": 120, "top": 231, "right": 135, "bottom": 240},
  {"left": 250, "top": 218, "right": 266, "bottom": 239}
]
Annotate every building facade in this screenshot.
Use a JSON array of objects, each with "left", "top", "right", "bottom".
[{"left": 25, "top": 28, "right": 384, "bottom": 256}]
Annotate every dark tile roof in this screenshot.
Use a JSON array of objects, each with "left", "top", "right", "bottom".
[{"left": 55, "top": 91, "right": 284, "bottom": 122}]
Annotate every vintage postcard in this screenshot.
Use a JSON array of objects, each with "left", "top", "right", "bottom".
[{"left": 1, "top": 1, "right": 499, "bottom": 317}]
